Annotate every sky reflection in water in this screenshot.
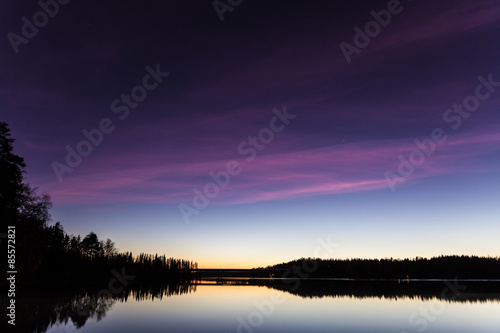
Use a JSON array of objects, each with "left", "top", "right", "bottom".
[{"left": 44, "top": 283, "right": 500, "bottom": 333}]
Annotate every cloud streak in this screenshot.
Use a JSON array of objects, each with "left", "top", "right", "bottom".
[{"left": 41, "top": 127, "right": 500, "bottom": 206}]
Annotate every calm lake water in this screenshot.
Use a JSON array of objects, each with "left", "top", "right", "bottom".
[{"left": 11, "top": 280, "right": 500, "bottom": 333}]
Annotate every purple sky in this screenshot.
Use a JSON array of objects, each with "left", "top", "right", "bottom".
[{"left": 2, "top": 0, "right": 500, "bottom": 267}]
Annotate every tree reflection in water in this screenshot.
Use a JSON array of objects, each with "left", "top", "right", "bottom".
[
  {"left": 1, "top": 282, "right": 197, "bottom": 333},
  {"left": 4, "top": 279, "right": 499, "bottom": 333},
  {"left": 261, "top": 279, "right": 500, "bottom": 303}
]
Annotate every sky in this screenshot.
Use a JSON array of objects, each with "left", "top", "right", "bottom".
[{"left": 1, "top": 0, "right": 500, "bottom": 268}]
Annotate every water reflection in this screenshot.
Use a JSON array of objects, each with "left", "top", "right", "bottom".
[
  {"left": 259, "top": 279, "right": 500, "bottom": 303},
  {"left": 59, "top": 294, "right": 115, "bottom": 328},
  {"left": 4, "top": 280, "right": 499, "bottom": 333},
  {"left": 1, "top": 282, "right": 197, "bottom": 333},
  {"left": 197, "top": 278, "right": 500, "bottom": 302}
]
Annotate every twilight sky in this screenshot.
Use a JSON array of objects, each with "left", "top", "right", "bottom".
[{"left": 2, "top": 0, "right": 500, "bottom": 268}]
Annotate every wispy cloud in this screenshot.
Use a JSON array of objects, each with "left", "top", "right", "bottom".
[{"left": 42, "top": 127, "right": 500, "bottom": 206}]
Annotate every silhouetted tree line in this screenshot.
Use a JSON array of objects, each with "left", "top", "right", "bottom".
[
  {"left": 132, "top": 252, "right": 197, "bottom": 282},
  {"left": 266, "top": 256, "right": 500, "bottom": 279},
  {"left": 28, "top": 223, "right": 197, "bottom": 286},
  {"left": 0, "top": 121, "right": 197, "bottom": 287}
]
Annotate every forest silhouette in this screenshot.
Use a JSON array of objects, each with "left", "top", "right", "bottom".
[
  {"left": 0, "top": 121, "right": 197, "bottom": 289},
  {"left": 263, "top": 256, "right": 500, "bottom": 279}
]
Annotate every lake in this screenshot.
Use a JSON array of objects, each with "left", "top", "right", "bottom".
[{"left": 9, "top": 279, "right": 500, "bottom": 333}]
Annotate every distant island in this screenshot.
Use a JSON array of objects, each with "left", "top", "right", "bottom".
[{"left": 261, "top": 256, "right": 500, "bottom": 280}]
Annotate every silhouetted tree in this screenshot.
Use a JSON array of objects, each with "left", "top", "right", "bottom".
[
  {"left": 0, "top": 122, "right": 52, "bottom": 280},
  {"left": 102, "top": 238, "right": 118, "bottom": 258},
  {"left": 81, "top": 232, "right": 102, "bottom": 259},
  {"left": 0, "top": 121, "right": 26, "bottom": 225}
]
